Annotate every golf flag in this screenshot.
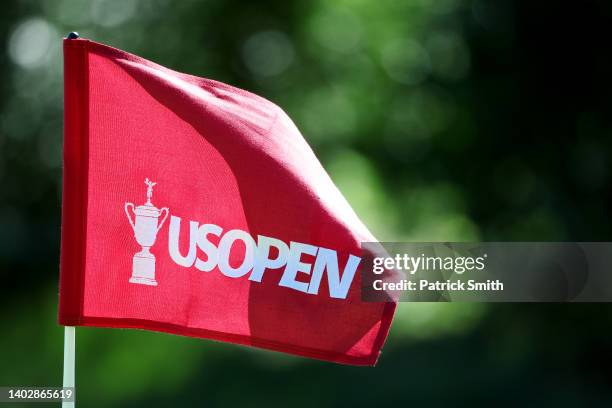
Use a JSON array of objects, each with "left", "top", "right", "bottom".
[{"left": 59, "top": 38, "right": 396, "bottom": 365}]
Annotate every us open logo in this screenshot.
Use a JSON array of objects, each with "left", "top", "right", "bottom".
[{"left": 124, "top": 178, "right": 361, "bottom": 299}]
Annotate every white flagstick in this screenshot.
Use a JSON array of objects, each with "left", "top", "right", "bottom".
[{"left": 62, "top": 326, "right": 75, "bottom": 408}]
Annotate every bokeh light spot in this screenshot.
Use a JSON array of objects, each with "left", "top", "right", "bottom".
[
  {"left": 8, "top": 18, "right": 58, "bottom": 69},
  {"left": 91, "top": 0, "right": 139, "bottom": 27},
  {"left": 381, "top": 38, "right": 431, "bottom": 85},
  {"left": 426, "top": 30, "right": 470, "bottom": 81},
  {"left": 242, "top": 30, "right": 295, "bottom": 78},
  {"left": 307, "top": 7, "right": 363, "bottom": 53}
]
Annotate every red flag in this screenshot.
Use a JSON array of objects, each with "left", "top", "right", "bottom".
[{"left": 59, "top": 38, "right": 396, "bottom": 365}]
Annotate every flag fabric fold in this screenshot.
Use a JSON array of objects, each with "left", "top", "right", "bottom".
[{"left": 59, "top": 38, "right": 396, "bottom": 366}]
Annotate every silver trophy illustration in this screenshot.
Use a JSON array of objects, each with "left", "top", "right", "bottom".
[{"left": 124, "top": 178, "right": 169, "bottom": 286}]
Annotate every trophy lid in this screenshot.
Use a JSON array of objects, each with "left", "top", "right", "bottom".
[{"left": 134, "top": 202, "right": 161, "bottom": 217}]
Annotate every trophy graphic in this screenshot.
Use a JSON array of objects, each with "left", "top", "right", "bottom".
[{"left": 124, "top": 178, "right": 169, "bottom": 286}]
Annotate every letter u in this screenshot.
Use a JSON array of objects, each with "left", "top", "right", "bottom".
[{"left": 168, "top": 215, "right": 198, "bottom": 267}]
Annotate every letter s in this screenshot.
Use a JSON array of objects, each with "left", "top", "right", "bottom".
[{"left": 195, "top": 224, "right": 224, "bottom": 272}]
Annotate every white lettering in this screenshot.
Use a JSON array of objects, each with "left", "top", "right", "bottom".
[
  {"left": 278, "top": 242, "right": 317, "bottom": 293},
  {"left": 218, "top": 229, "right": 256, "bottom": 278},
  {"left": 308, "top": 247, "right": 360, "bottom": 299},
  {"left": 166, "top": 215, "right": 360, "bottom": 299},
  {"left": 195, "top": 223, "right": 223, "bottom": 272},
  {"left": 250, "top": 235, "right": 289, "bottom": 283},
  {"left": 168, "top": 216, "right": 198, "bottom": 267}
]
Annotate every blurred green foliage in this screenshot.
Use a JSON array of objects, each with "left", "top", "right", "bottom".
[{"left": 1, "top": 0, "right": 612, "bottom": 406}]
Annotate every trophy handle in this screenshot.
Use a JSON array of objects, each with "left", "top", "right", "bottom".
[
  {"left": 157, "top": 207, "right": 170, "bottom": 232},
  {"left": 124, "top": 202, "right": 136, "bottom": 231}
]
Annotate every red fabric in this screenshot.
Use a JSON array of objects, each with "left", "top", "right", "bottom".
[{"left": 59, "top": 38, "right": 396, "bottom": 366}]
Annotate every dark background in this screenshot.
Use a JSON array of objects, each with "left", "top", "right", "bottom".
[{"left": 1, "top": 0, "right": 611, "bottom": 406}]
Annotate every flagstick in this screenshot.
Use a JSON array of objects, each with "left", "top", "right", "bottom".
[
  {"left": 62, "top": 31, "right": 79, "bottom": 407},
  {"left": 62, "top": 326, "right": 75, "bottom": 408}
]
